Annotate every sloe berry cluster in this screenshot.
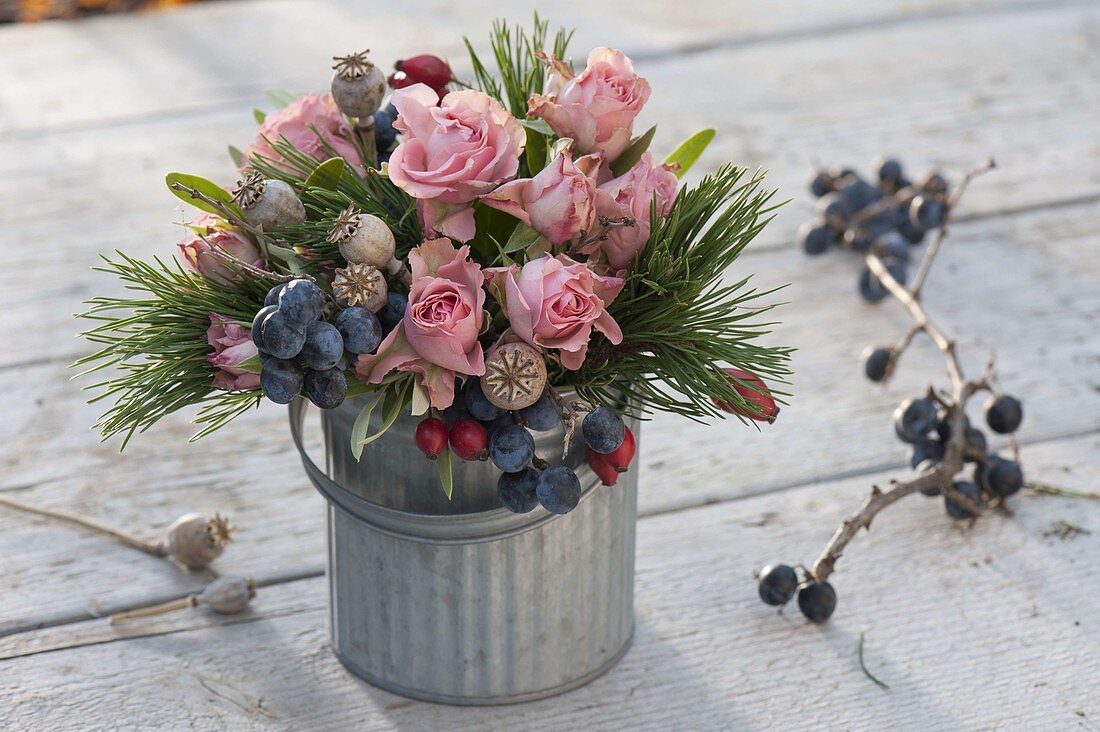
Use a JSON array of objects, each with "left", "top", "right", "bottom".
[
  {"left": 799, "top": 158, "right": 952, "bottom": 303},
  {"left": 414, "top": 383, "right": 637, "bottom": 516},
  {"left": 251, "top": 278, "right": 385, "bottom": 409},
  {"left": 759, "top": 158, "right": 1023, "bottom": 624},
  {"left": 891, "top": 393, "right": 1025, "bottom": 518}
]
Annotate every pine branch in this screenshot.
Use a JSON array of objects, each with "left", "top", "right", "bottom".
[
  {"left": 569, "top": 165, "right": 793, "bottom": 420},
  {"left": 75, "top": 253, "right": 271, "bottom": 446},
  {"left": 463, "top": 14, "right": 573, "bottom": 121}
]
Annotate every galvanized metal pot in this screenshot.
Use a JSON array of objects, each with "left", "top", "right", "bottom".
[{"left": 289, "top": 393, "right": 638, "bottom": 705}]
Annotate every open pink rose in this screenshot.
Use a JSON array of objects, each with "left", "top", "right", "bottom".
[
  {"left": 580, "top": 152, "right": 679, "bottom": 270},
  {"left": 356, "top": 238, "right": 485, "bottom": 408},
  {"left": 480, "top": 150, "right": 602, "bottom": 245},
  {"left": 177, "top": 213, "right": 266, "bottom": 284},
  {"left": 206, "top": 313, "right": 261, "bottom": 391},
  {"left": 243, "top": 93, "right": 365, "bottom": 175},
  {"left": 528, "top": 47, "right": 650, "bottom": 162},
  {"left": 388, "top": 85, "right": 526, "bottom": 243},
  {"left": 485, "top": 255, "right": 624, "bottom": 370}
]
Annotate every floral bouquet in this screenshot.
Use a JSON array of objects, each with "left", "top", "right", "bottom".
[{"left": 78, "top": 17, "right": 791, "bottom": 514}]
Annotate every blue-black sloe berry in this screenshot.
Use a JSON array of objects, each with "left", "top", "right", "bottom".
[
  {"left": 488, "top": 424, "right": 535, "bottom": 473},
  {"left": 582, "top": 407, "right": 625, "bottom": 454},
  {"left": 497, "top": 467, "right": 540, "bottom": 514},
  {"left": 757, "top": 564, "right": 799, "bottom": 606},
  {"left": 536, "top": 465, "right": 582, "bottom": 515}
]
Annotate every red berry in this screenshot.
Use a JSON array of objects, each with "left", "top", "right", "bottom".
[
  {"left": 393, "top": 54, "right": 454, "bottom": 90},
  {"left": 601, "top": 426, "right": 636, "bottom": 473},
  {"left": 414, "top": 417, "right": 448, "bottom": 460},
  {"left": 586, "top": 447, "right": 619, "bottom": 486},
  {"left": 387, "top": 71, "right": 413, "bottom": 89},
  {"left": 712, "top": 367, "right": 779, "bottom": 423},
  {"left": 449, "top": 418, "right": 489, "bottom": 461}
]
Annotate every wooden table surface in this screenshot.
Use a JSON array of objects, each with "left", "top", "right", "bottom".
[{"left": 2, "top": 1, "right": 1099, "bottom": 729}]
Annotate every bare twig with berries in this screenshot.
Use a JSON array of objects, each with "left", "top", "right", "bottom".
[{"left": 763, "top": 158, "right": 1026, "bottom": 623}]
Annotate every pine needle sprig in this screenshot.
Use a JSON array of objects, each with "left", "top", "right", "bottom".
[
  {"left": 75, "top": 252, "right": 273, "bottom": 446},
  {"left": 464, "top": 14, "right": 573, "bottom": 120},
  {"left": 570, "top": 165, "right": 793, "bottom": 420}
]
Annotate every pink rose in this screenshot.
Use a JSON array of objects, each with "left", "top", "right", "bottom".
[
  {"left": 580, "top": 152, "right": 679, "bottom": 270},
  {"left": 206, "top": 313, "right": 261, "bottom": 391},
  {"left": 243, "top": 93, "right": 365, "bottom": 175},
  {"left": 356, "top": 238, "right": 486, "bottom": 408},
  {"left": 485, "top": 255, "right": 624, "bottom": 370},
  {"left": 177, "top": 213, "right": 266, "bottom": 284},
  {"left": 480, "top": 150, "right": 602, "bottom": 246},
  {"left": 528, "top": 47, "right": 651, "bottom": 161},
  {"left": 388, "top": 85, "right": 526, "bottom": 242}
]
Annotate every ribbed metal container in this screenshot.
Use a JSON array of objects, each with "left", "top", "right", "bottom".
[{"left": 289, "top": 393, "right": 637, "bottom": 705}]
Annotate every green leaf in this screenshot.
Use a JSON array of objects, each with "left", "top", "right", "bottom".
[
  {"left": 253, "top": 108, "right": 267, "bottom": 124},
  {"left": 410, "top": 380, "right": 430, "bottom": 416},
  {"left": 435, "top": 443, "right": 454, "bottom": 499},
  {"left": 345, "top": 375, "right": 375, "bottom": 399},
  {"left": 524, "top": 124, "right": 549, "bottom": 176},
  {"left": 358, "top": 379, "right": 411, "bottom": 448},
  {"left": 609, "top": 125, "right": 657, "bottom": 177},
  {"left": 471, "top": 202, "right": 519, "bottom": 263},
  {"left": 227, "top": 145, "right": 245, "bottom": 168},
  {"left": 265, "top": 89, "right": 297, "bottom": 109},
  {"left": 237, "top": 355, "right": 263, "bottom": 374},
  {"left": 502, "top": 223, "right": 544, "bottom": 254},
  {"left": 520, "top": 118, "right": 555, "bottom": 136},
  {"left": 303, "top": 157, "right": 346, "bottom": 192},
  {"left": 350, "top": 389, "right": 387, "bottom": 461},
  {"left": 663, "top": 128, "right": 716, "bottom": 179},
  {"left": 263, "top": 243, "right": 301, "bottom": 263},
  {"left": 165, "top": 172, "right": 242, "bottom": 219}
]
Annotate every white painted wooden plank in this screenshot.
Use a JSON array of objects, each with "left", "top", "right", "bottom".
[
  {"left": 3, "top": 0, "right": 1098, "bottom": 350},
  {"left": 0, "top": 0, "right": 1059, "bottom": 136},
  {"left": 1, "top": 201, "right": 1097, "bottom": 635},
  {"left": 2, "top": 433, "right": 1098, "bottom": 731}
]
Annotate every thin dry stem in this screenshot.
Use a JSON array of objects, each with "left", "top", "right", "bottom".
[
  {"left": 0, "top": 493, "right": 166, "bottom": 557},
  {"left": 110, "top": 595, "right": 199, "bottom": 624},
  {"left": 909, "top": 159, "right": 996, "bottom": 298}
]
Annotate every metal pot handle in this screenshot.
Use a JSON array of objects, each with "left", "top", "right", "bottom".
[
  {"left": 287, "top": 397, "right": 377, "bottom": 521},
  {"left": 287, "top": 397, "right": 615, "bottom": 544}
]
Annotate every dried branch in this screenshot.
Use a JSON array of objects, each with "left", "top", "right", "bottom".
[
  {"left": 910, "top": 159, "right": 996, "bottom": 298},
  {"left": 808, "top": 164, "right": 1001, "bottom": 583}
]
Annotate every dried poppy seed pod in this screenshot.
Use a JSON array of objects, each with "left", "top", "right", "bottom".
[
  {"left": 329, "top": 206, "right": 398, "bottom": 270},
  {"left": 198, "top": 575, "right": 256, "bottom": 614},
  {"left": 483, "top": 342, "right": 548, "bottom": 411},
  {"left": 164, "top": 513, "right": 234, "bottom": 569},
  {"left": 331, "top": 50, "right": 386, "bottom": 118},
  {"left": 235, "top": 174, "right": 306, "bottom": 230},
  {"left": 332, "top": 262, "right": 388, "bottom": 312}
]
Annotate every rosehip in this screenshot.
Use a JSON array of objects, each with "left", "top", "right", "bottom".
[
  {"left": 448, "top": 418, "right": 489, "bottom": 462},
  {"left": 586, "top": 447, "right": 619, "bottom": 486},
  {"left": 712, "top": 367, "right": 779, "bottom": 423},
  {"left": 601, "top": 426, "right": 636, "bottom": 473},
  {"left": 414, "top": 417, "right": 448, "bottom": 460},
  {"left": 389, "top": 54, "right": 454, "bottom": 90}
]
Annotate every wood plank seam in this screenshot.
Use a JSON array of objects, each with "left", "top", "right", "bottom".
[
  {"left": 628, "top": 0, "right": 1096, "bottom": 62},
  {"left": 0, "top": 0, "right": 1092, "bottom": 142},
  {"left": 3, "top": 425, "right": 1095, "bottom": 646}
]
